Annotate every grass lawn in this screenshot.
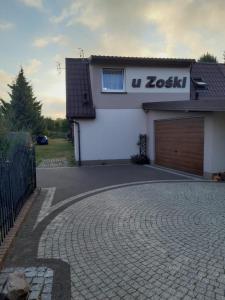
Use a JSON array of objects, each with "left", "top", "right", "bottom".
[{"left": 35, "top": 138, "right": 75, "bottom": 166}]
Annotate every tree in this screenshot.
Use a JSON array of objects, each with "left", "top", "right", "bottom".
[
  {"left": 0, "top": 99, "right": 10, "bottom": 120},
  {"left": 198, "top": 52, "right": 218, "bottom": 63},
  {"left": 6, "top": 68, "right": 44, "bottom": 134},
  {"left": 0, "top": 99, "right": 9, "bottom": 133},
  {"left": 43, "top": 117, "right": 69, "bottom": 138},
  {"left": 43, "top": 117, "right": 55, "bottom": 131},
  {"left": 223, "top": 51, "right": 225, "bottom": 63},
  {"left": 0, "top": 100, "right": 9, "bottom": 155},
  {"left": 0, "top": 101, "right": 5, "bottom": 132}
]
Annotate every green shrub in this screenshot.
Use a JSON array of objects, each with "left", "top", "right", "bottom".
[
  {"left": 0, "top": 117, "right": 9, "bottom": 159},
  {"left": 0, "top": 133, "right": 9, "bottom": 160},
  {"left": 0, "top": 131, "right": 32, "bottom": 160}
]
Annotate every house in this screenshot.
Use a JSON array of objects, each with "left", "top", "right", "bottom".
[{"left": 66, "top": 55, "right": 225, "bottom": 177}]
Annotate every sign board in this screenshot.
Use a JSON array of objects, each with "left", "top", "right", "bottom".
[{"left": 125, "top": 67, "right": 190, "bottom": 93}]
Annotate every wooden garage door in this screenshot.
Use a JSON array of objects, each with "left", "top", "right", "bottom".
[{"left": 155, "top": 117, "right": 204, "bottom": 175}]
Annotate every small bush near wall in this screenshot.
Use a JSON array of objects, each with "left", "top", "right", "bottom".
[{"left": 131, "top": 154, "right": 150, "bottom": 165}]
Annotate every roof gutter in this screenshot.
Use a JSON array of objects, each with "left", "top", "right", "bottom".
[{"left": 74, "top": 120, "right": 81, "bottom": 166}]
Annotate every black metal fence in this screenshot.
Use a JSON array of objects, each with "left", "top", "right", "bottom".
[{"left": 0, "top": 145, "right": 36, "bottom": 245}]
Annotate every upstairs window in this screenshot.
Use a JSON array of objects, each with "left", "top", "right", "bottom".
[{"left": 102, "top": 69, "right": 125, "bottom": 92}]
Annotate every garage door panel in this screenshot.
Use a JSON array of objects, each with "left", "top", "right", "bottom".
[
  {"left": 155, "top": 144, "right": 203, "bottom": 155},
  {"left": 156, "top": 151, "right": 203, "bottom": 161},
  {"left": 157, "top": 156, "right": 203, "bottom": 168},
  {"left": 155, "top": 118, "right": 204, "bottom": 175},
  {"left": 156, "top": 156, "right": 202, "bottom": 174},
  {"left": 156, "top": 154, "right": 203, "bottom": 167}
]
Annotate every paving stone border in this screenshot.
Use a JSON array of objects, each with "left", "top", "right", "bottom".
[
  {"left": 3, "top": 188, "right": 71, "bottom": 300},
  {"left": 0, "top": 267, "right": 53, "bottom": 300},
  {"left": 0, "top": 189, "right": 40, "bottom": 270},
  {"left": 38, "top": 158, "right": 69, "bottom": 168},
  {"left": 34, "top": 187, "right": 56, "bottom": 228}
]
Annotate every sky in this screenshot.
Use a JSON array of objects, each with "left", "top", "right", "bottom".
[{"left": 0, "top": 0, "right": 225, "bottom": 119}]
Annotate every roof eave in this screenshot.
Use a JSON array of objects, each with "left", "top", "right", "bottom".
[
  {"left": 89, "top": 55, "right": 195, "bottom": 68},
  {"left": 142, "top": 99, "right": 225, "bottom": 112},
  {"left": 67, "top": 113, "right": 96, "bottom": 120}
]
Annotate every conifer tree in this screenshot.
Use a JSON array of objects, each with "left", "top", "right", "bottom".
[
  {"left": 198, "top": 52, "right": 218, "bottom": 63},
  {"left": 7, "top": 68, "right": 44, "bottom": 134}
]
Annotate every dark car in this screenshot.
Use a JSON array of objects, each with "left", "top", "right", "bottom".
[{"left": 36, "top": 135, "right": 48, "bottom": 145}]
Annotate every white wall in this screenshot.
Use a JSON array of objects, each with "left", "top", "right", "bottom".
[
  {"left": 74, "top": 109, "right": 225, "bottom": 173},
  {"left": 73, "top": 122, "right": 79, "bottom": 162},
  {"left": 76, "top": 109, "right": 147, "bottom": 161},
  {"left": 204, "top": 112, "right": 225, "bottom": 174}
]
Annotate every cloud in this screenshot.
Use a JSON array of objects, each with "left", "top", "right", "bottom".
[
  {"left": 0, "top": 70, "right": 13, "bottom": 100},
  {"left": 24, "top": 59, "right": 42, "bottom": 75},
  {"left": 41, "top": 97, "right": 65, "bottom": 119},
  {"left": 5, "top": 0, "right": 225, "bottom": 118},
  {"left": 33, "top": 35, "right": 68, "bottom": 48},
  {"left": 19, "top": 0, "right": 43, "bottom": 9},
  {"left": 50, "top": 0, "right": 225, "bottom": 60},
  {"left": 0, "top": 20, "right": 14, "bottom": 31},
  {"left": 99, "top": 32, "right": 154, "bottom": 57},
  {"left": 50, "top": 0, "right": 105, "bottom": 30},
  {"left": 50, "top": 0, "right": 146, "bottom": 30},
  {"left": 33, "top": 68, "right": 66, "bottom": 118},
  {"left": 50, "top": 0, "right": 156, "bottom": 56},
  {"left": 145, "top": 0, "right": 225, "bottom": 58}
]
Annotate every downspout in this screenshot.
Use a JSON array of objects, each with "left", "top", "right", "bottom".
[
  {"left": 74, "top": 120, "right": 81, "bottom": 166},
  {"left": 190, "top": 61, "right": 195, "bottom": 100}
]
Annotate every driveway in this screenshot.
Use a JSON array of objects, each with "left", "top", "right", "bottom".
[
  {"left": 37, "top": 180, "right": 225, "bottom": 300},
  {"left": 5, "top": 165, "right": 225, "bottom": 300},
  {"left": 36, "top": 164, "right": 197, "bottom": 204}
]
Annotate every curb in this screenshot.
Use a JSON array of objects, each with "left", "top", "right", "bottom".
[{"left": 0, "top": 188, "right": 41, "bottom": 270}]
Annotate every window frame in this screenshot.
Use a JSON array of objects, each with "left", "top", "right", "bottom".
[{"left": 101, "top": 68, "right": 126, "bottom": 93}]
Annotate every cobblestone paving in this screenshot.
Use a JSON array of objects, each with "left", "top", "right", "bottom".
[
  {"left": 38, "top": 158, "right": 69, "bottom": 168},
  {"left": 0, "top": 267, "right": 53, "bottom": 300},
  {"left": 38, "top": 182, "right": 225, "bottom": 299}
]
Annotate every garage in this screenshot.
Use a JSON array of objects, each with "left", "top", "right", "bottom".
[{"left": 155, "top": 117, "right": 204, "bottom": 175}]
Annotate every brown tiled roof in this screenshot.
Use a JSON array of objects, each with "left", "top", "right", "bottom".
[
  {"left": 66, "top": 58, "right": 95, "bottom": 119},
  {"left": 191, "top": 63, "right": 225, "bottom": 99},
  {"left": 66, "top": 57, "right": 225, "bottom": 117},
  {"left": 89, "top": 55, "right": 195, "bottom": 68},
  {"left": 143, "top": 63, "right": 225, "bottom": 112},
  {"left": 142, "top": 99, "right": 225, "bottom": 112}
]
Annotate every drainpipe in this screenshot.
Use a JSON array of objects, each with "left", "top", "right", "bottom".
[
  {"left": 190, "top": 61, "right": 196, "bottom": 100},
  {"left": 74, "top": 120, "right": 81, "bottom": 166}
]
